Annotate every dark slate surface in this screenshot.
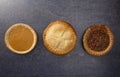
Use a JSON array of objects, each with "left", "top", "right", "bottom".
[{"left": 0, "top": 0, "right": 120, "bottom": 77}]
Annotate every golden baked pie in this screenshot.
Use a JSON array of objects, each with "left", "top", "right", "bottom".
[
  {"left": 83, "top": 25, "right": 114, "bottom": 56},
  {"left": 5, "top": 23, "right": 37, "bottom": 54},
  {"left": 43, "top": 20, "right": 77, "bottom": 55}
]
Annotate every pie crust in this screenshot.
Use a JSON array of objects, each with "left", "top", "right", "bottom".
[
  {"left": 83, "top": 25, "right": 114, "bottom": 56},
  {"left": 5, "top": 23, "right": 37, "bottom": 54},
  {"left": 43, "top": 20, "right": 77, "bottom": 56}
]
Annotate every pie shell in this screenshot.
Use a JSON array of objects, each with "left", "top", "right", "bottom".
[
  {"left": 5, "top": 23, "right": 37, "bottom": 54},
  {"left": 83, "top": 25, "right": 114, "bottom": 56}
]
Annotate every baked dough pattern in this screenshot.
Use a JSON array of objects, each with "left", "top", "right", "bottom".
[{"left": 43, "top": 20, "right": 77, "bottom": 55}]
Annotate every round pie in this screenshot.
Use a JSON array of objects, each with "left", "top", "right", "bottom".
[
  {"left": 83, "top": 25, "right": 114, "bottom": 56},
  {"left": 5, "top": 23, "right": 37, "bottom": 54},
  {"left": 43, "top": 20, "right": 77, "bottom": 55}
]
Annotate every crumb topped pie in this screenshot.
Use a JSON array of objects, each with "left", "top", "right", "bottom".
[{"left": 83, "top": 25, "right": 114, "bottom": 56}]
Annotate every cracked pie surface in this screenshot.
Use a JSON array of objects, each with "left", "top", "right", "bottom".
[{"left": 43, "top": 20, "right": 77, "bottom": 55}]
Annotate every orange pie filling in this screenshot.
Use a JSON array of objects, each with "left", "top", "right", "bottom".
[{"left": 8, "top": 25, "right": 34, "bottom": 51}]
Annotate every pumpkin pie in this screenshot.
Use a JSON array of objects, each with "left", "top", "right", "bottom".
[{"left": 5, "top": 23, "right": 37, "bottom": 54}]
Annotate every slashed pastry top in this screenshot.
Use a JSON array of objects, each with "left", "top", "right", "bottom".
[{"left": 43, "top": 20, "right": 77, "bottom": 55}]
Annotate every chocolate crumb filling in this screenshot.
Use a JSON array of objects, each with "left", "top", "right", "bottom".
[{"left": 87, "top": 30, "right": 110, "bottom": 51}]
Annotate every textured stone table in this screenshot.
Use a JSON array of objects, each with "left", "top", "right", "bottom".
[{"left": 0, "top": 0, "right": 120, "bottom": 77}]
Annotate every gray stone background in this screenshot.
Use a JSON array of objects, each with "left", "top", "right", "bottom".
[{"left": 0, "top": 0, "right": 120, "bottom": 77}]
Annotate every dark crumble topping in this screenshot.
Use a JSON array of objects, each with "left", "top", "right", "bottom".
[{"left": 87, "top": 30, "right": 110, "bottom": 51}]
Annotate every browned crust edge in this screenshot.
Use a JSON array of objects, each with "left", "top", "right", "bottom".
[
  {"left": 5, "top": 23, "right": 37, "bottom": 54},
  {"left": 83, "top": 24, "right": 114, "bottom": 56},
  {"left": 43, "top": 20, "right": 77, "bottom": 56}
]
